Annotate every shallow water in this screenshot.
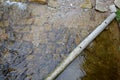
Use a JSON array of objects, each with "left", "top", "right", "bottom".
[
  {"left": 0, "top": 1, "right": 86, "bottom": 80},
  {"left": 0, "top": 0, "right": 115, "bottom": 80}
]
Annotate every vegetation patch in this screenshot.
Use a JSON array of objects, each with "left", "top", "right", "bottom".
[{"left": 116, "top": 9, "right": 120, "bottom": 23}]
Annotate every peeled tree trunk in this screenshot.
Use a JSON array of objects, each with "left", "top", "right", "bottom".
[{"left": 45, "top": 13, "right": 116, "bottom": 80}]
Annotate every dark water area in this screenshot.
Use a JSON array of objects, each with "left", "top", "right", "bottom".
[{"left": 82, "top": 20, "right": 120, "bottom": 80}]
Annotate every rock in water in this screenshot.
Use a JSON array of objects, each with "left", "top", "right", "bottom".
[
  {"left": 95, "top": 0, "right": 108, "bottom": 12},
  {"left": 80, "top": 0, "right": 92, "bottom": 9},
  {"left": 28, "top": 0, "right": 47, "bottom": 4},
  {"left": 48, "top": 0, "right": 59, "bottom": 8},
  {"left": 114, "top": 0, "right": 120, "bottom": 8},
  {"left": 4, "top": 1, "right": 27, "bottom": 10}
]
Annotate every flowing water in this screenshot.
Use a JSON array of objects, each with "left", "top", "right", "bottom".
[
  {"left": 0, "top": 0, "right": 86, "bottom": 80},
  {"left": 0, "top": 0, "right": 118, "bottom": 80}
]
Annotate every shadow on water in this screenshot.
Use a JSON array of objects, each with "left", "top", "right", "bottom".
[{"left": 82, "top": 20, "right": 120, "bottom": 80}]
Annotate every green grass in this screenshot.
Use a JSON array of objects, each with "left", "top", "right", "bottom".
[{"left": 116, "top": 9, "right": 120, "bottom": 23}]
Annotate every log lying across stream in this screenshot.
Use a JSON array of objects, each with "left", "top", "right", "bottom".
[{"left": 45, "top": 13, "right": 116, "bottom": 80}]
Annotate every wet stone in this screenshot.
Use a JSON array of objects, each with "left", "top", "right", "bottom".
[
  {"left": 18, "top": 41, "right": 33, "bottom": 56},
  {"left": 34, "top": 44, "right": 46, "bottom": 56},
  {"left": 5, "top": 26, "right": 16, "bottom": 41},
  {"left": 10, "top": 54, "right": 26, "bottom": 67},
  {"left": 48, "top": 0, "right": 59, "bottom": 8},
  {"left": 8, "top": 32, "right": 16, "bottom": 41},
  {"left": 46, "top": 43, "right": 56, "bottom": 54},
  {"left": 0, "top": 28, "right": 8, "bottom": 40},
  {"left": 26, "top": 55, "right": 35, "bottom": 60},
  {"left": 6, "top": 41, "right": 22, "bottom": 51},
  {"left": 14, "top": 33, "right": 23, "bottom": 40},
  {"left": 114, "top": 0, "right": 120, "bottom": 8},
  {"left": 29, "top": 4, "right": 48, "bottom": 17},
  {"left": 55, "top": 43, "right": 67, "bottom": 54},
  {"left": 13, "top": 26, "right": 31, "bottom": 33},
  {"left": 54, "top": 27, "right": 68, "bottom": 42},
  {"left": 80, "top": 0, "right": 92, "bottom": 9},
  {"left": 0, "top": 21, "right": 9, "bottom": 28},
  {"left": 95, "top": 0, "right": 108, "bottom": 12},
  {"left": 47, "top": 32, "right": 55, "bottom": 42},
  {"left": 22, "top": 33, "right": 33, "bottom": 42},
  {"left": 44, "top": 23, "right": 52, "bottom": 32}
]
